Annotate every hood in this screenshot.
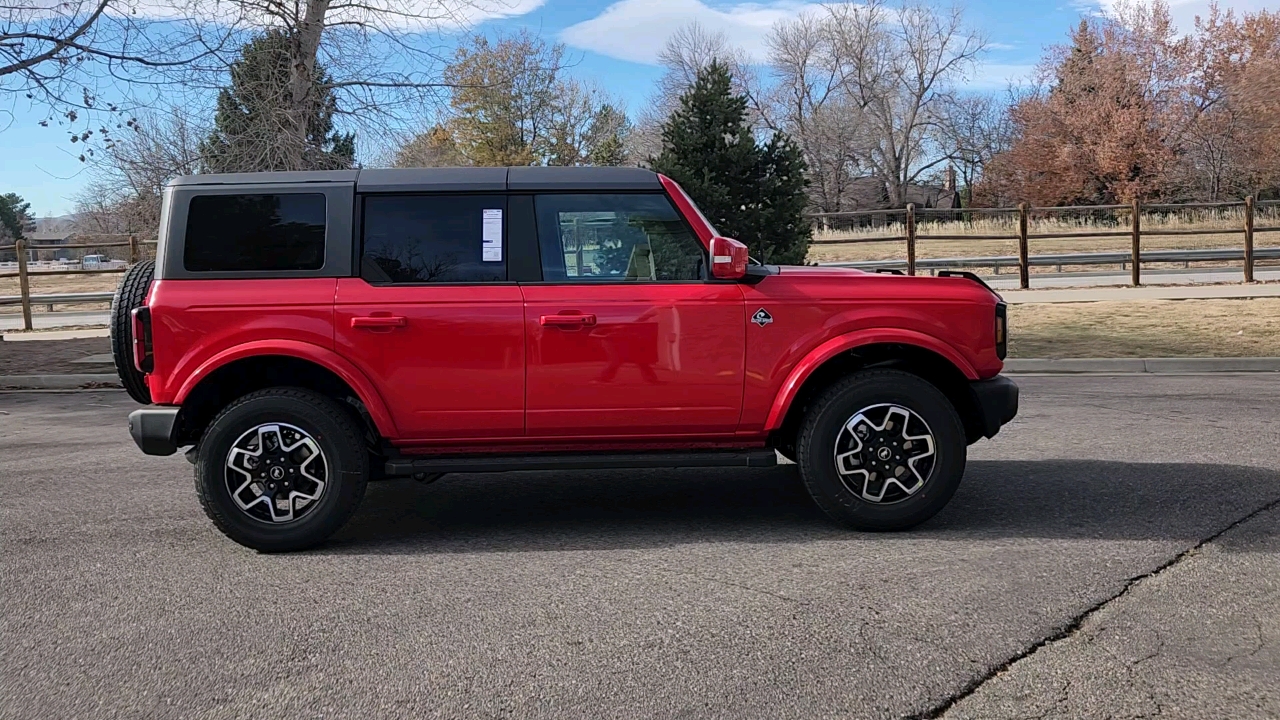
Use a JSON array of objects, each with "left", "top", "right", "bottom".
[{"left": 774, "top": 264, "right": 1002, "bottom": 302}]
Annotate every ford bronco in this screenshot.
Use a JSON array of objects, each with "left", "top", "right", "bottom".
[{"left": 114, "top": 166, "right": 1017, "bottom": 551}]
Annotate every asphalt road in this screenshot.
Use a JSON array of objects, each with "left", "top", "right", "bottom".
[{"left": 2, "top": 376, "right": 1278, "bottom": 719}]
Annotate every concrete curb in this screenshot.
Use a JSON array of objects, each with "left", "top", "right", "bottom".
[
  {"left": 1004, "top": 357, "right": 1280, "bottom": 374},
  {"left": 0, "top": 374, "right": 122, "bottom": 390}
]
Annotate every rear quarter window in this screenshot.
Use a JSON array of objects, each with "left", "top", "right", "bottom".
[{"left": 183, "top": 193, "right": 326, "bottom": 272}]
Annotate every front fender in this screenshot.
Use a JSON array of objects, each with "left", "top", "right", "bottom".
[
  {"left": 173, "top": 339, "right": 398, "bottom": 438},
  {"left": 763, "top": 328, "right": 978, "bottom": 432}
]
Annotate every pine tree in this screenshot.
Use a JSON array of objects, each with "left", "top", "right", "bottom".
[
  {"left": 200, "top": 31, "right": 355, "bottom": 173},
  {"left": 0, "top": 193, "right": 31, "bottom": 242},
  {"left": 650, "top": 62, "right": 810, "bottom": 265}
]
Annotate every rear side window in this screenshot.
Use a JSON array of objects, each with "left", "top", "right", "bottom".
[
  {"left": 184, "top": 194, "right": 326, "bottom": 272},
  {"left": 361, "top": 194, "right": 506, "bottom": 284},
  {"left": 534, "top": 193, "right": 706, "bottom": 282}
]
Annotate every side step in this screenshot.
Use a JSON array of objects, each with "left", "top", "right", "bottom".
[{"left": 385, "top": 449, "right": 778, "bottom": 477}]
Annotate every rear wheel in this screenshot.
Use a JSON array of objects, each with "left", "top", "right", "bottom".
[
  {"left": 194, "top": 388, "right": 368, "bottom": 552},
  {"left": 109, "top": 260, "right": 154, "bottom": 404},
  {"left": 796, "top": 369, "right": 966, "bottom": 531}
]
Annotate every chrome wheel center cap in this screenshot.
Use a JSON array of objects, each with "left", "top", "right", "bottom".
[
  {"left": 877, "top": 447, "right": 893, "bottom": 461},
  {"left": 269, "top": 465, "right": 285, "bottom": 481}
]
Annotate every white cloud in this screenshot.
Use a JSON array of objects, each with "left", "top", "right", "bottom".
[
  {"left": 1093, "top": 0, "right": 1273, "bottom": 34},
  {"left": 560, "top": 0, "right": 821, "bottom": 65}
]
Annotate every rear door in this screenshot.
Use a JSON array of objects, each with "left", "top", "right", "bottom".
[
  {"left": 334, "top": 193, "right": 524, "bottom": 442},
  {"left": 521, "top": 192, "right": 746, "bottom": 437}
]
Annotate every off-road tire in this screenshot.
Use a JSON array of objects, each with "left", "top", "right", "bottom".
[
  {"left": 797, "top": 369, "right": 966, "bottom": 531},
  {"left": 194, "top": 388, "right": 368, "bottom": 552},
  {"left": 109, "top": 259, "right": 154, "bottom": 404}
]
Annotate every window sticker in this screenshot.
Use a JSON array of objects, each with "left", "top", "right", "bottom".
[{"left": 482, "top": 208, "right": 503, "bottom": 262}]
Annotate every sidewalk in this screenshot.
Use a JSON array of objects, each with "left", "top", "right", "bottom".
[
  {"left": 1001, "top": 282, "right": 1280, "bottom": 304},
  {"left": 1003, "top": 357, "right": 1280, "bottom": 374}
]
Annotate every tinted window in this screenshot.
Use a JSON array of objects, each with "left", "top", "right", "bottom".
[
  {"left": 534, "top": 194, "right": 705, "bottom": 282},
  {"left": 361, "top": 195, "right": 506, "bottom": 284},
  {"left": 184, "top": 194, "right": 326, "bottom": 272}
]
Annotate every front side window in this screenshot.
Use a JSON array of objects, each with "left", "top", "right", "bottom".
[
  {"left": 361, "top": 194, "right": 506, "bottom": 284},
  {"left": 534, "top": 194, "right": 706, "bottom": 282},
  {"left": 184, "top": 193, "right": 326, "bottom": 272}
]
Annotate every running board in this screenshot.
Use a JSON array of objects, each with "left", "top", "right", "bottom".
[{"left": 385, "top": 449, "right": 777, "bottom": 477}]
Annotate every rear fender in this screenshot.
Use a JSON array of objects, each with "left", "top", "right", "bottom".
[
  {"left": 174, "top": 339, "right": 398, "bottom": 438},
  {"left": 764, "top": 328, "right": 978, "bottom": 431}
]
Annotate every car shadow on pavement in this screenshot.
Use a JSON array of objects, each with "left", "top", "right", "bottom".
[{"left": 322, "top": 460, "right": 1280, "bottom": 554}]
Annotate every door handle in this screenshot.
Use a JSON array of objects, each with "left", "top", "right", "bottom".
[
  {"left": 351, "top": 315, "right": 407, "bottom": 329},
  {"left": 540, "top": 313, "right": 597, "bottom": 328}
]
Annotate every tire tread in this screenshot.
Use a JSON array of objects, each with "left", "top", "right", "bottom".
[
  {"left": 109, "top": 260, "right": 155, "bottom": 404},
  {"left": 796, "top": 369, "right": 965, "bottom": 531}
]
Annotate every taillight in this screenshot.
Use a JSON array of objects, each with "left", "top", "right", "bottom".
[
  {"left": 994, "top": 302, "right": 1007, "bottom": 360},
  {"left": 131, "top": 307, "right": 153, "bottom": 373}
]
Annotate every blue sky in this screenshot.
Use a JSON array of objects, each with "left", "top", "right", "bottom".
[{"left": 0, "top": 0, "right": 1266, "bottom": 216}]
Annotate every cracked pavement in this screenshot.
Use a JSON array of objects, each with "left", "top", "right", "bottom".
[{"left": 2, "top": 375, "right": 1279, "bottom": 719}]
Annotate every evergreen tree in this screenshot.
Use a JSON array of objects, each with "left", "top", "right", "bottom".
[
  {"left": 650, "top": 62, "right": 810, "bottom": 265},
  {"left": 0, "top": 193, "right": 31, "bottom": 242},
  {"left": 201, "top": 31, "right": 355, "bottom": 173},
  {"left": 584, "top": 104, "right": 631, "bottom": 167}
]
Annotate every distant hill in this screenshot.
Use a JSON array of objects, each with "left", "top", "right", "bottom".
[{"left": 35, "top": 215, "right": 77, "bottom": 233}]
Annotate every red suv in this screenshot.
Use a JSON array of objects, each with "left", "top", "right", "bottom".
[{"left": 113, "top": 167, "right": 1016, "bottom": 551}]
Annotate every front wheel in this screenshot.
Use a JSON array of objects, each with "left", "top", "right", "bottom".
[
  {"left": 796, "top": 369, "right": 966, "bottom": 531},
  {"left": 193, "top": 388, "right": 368, "bottom": 552}
]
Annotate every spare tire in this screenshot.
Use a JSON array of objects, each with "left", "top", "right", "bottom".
[{"left": 110, "top": 260, "right": 155, "bottom": 404}]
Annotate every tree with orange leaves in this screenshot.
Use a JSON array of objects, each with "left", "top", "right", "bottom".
[{"left": 979, "top": 2, "right": 1192, "bottom": 206}]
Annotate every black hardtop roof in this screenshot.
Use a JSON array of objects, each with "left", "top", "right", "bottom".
[{"left": 167, "top": 166, "right": 662, "bottom": 192}]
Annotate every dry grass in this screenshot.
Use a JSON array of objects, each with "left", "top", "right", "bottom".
[
  {"left": 0, "top": 272, "right": 124, "bottom": 296},
  {"left": 0, "top": 273, "right": 122, "bottom": 314},
  {"left": 1008, "top": 298, "right": 1280, "bottom": 358},
  {"left": 808, "top": 205, "right": 1280, "bottom": 265}
]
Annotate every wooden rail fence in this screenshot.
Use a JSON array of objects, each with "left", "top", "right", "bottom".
[
  {"left": 3, "top": 201, "right": 1278, "bottom": 332},
  {"left": 807, "top": 197, "right": 1279, "bottom": 289},
  {"left": 0, "top": 234, "right": 155, "bottom": 331}
]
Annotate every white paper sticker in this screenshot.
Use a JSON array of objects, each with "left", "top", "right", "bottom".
[{"left": 482, "top": 208, "right": 503, "bottom": 262}]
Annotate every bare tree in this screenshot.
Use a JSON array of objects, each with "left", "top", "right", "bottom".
[
  {"left": 761, "top": 10, "right": 865, "bottom": 212},
  {"left": 654, "top": 22, "right": 750, "bottom": 112},
  {"left": 764, "top": 1, "right": 986, "bottom": 208},
  {"left": 393, "top": 124, "right": 466, "bottom": 167},
  {"left": 938, "top": 92, "right": 1015, "bottom": 205},
  {"left": 189, "top": 0, "right": 526, "bottom": 170},
  {"left": 631, "top": 21, "right": 753, "bottom": 163},
  {"left": 75, "top": 106, "right": 203, "bottom": 239},
  {"left": 394, "top": 31, "right": 629, "bottom": 168},
  {"left": 2, "top": 1, "right": 233, "bottom": 147}
]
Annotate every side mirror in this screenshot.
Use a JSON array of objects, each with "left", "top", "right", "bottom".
[{"left": 710, "top": 236, "right": 749, "bottom": 280}]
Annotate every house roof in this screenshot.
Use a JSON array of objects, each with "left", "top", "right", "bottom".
[{"left": 26, "top": 230, "right": 73, "bottom": 242}]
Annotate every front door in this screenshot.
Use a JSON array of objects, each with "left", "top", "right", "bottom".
[
  {"left": 335, "top": 193, "right": 524, "bottom": 442},
  {"left": 522, "top": 192, "right": 746, "bottom": 437}
]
